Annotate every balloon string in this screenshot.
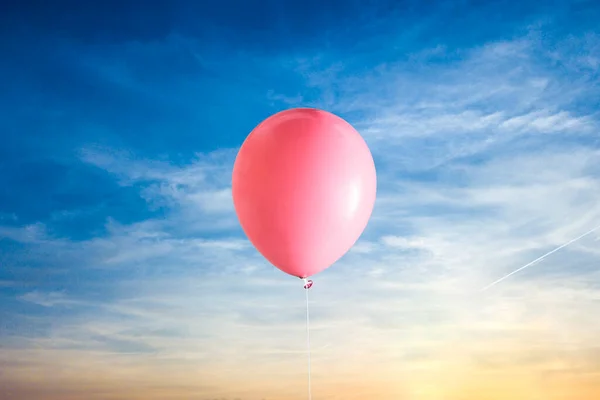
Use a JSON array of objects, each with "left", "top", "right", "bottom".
[{"left": 303, "top": 278, "right": 313, "bottom": 400}]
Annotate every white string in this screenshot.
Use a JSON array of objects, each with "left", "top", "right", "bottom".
[
  {"left": 303, "top": 279, "right": 312, "bottom": 400},
  {"left": 480, "top": 224, "right": 600, "bottom": 292}
]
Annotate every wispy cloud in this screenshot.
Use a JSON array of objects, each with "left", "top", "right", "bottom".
[{"left": 17, "top": 291, "right": 76, "bottom": 307}]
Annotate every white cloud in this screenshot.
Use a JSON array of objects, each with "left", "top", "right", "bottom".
[
  {"left": 0, "top": 222, "right": 48, "bottom": 243},
  {"left": 18, "top": 291, "right": 75, "bottom": 307},
  {"left": 381, "top": 235, "right": 428, "bottom": 249}
]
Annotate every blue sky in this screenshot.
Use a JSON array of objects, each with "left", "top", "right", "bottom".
[{"left": 1, "top": 1, "right": 600, "bottom": 399}]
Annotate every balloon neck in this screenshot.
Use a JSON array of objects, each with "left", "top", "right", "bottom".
[{"left": 302, "top": 278, "right": 313, "bottom": 290}]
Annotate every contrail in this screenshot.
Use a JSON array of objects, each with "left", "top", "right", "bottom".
[{"left": 480, "top": 224, "right": 600, "bottom": 292}]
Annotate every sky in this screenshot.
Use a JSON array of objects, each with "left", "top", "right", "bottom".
[{"left": 1, "top": 0, "right": 600, "bottom": 399}]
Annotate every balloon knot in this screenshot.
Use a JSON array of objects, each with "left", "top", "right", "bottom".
[{"left": 302, "top": 278, "right": 313, "bottom": 290}]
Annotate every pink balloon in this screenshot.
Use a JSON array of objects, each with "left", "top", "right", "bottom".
[{"left": 232, "top": 108, "right": 377, "bottom": 279}]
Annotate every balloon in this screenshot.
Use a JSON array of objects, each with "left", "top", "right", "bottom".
[{"left": 232, "top": 108, "right": 377, "bottom": 279}]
